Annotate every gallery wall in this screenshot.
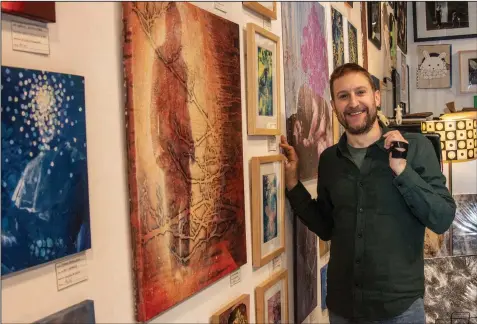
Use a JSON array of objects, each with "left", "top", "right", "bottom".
[{"left": 2, "top": 2, "right": 474, "bottom": 324}]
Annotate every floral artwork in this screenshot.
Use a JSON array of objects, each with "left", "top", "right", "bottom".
[
  {"left": 258, "top": 47, "right": 273, "bottom": 116},
  {"left": 212, "top": 294, "right": 250, "bottom": 324},
  {"left": 282, "top": 3, "right": 333, "bottom": 323},
  {"left": 332, "top": 7, "right": 345, "bottom": 69},
  {"left": 123, "top": 2, "right": 246, "bottom": 321},
  {"left": 1, "top": 66, "right": 91, "bottom": 275},
  {"left": 263, "top": 173, "right": 278, "bottom": 243},
  {"left": 417, "top": 44, "right": 452, "bottom": 89}
]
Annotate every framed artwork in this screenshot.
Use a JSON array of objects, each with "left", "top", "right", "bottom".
[
  {"left": 367, "top": 2, "right": 381, "bottom": 50},
  {"left": 452, "top": 194, "right": 477, "bottom": 256},
  {"left": 255, "top": 269, "right": 289, "bottom": 324},
  {"left": 332, "top": 7, "right": 345, "bottom": 69},
  {"left": 407, "top": 65, "right": 411, "bottom": 113},
  {"left": 348, "top": 22, "right": 358, "bottom": 64},
  {"left": 413, "top": 2, "right": 477, "bottom": 42},
  {"left": 392, "top": 69, "right": 401, "bottom": 114},
  {"left": 459, "top": 50, "right": 477, "bottom": 94},
  {"left": 424, "top": 256, "right": 477, "bottom": 323},
  {"left": 282, "top": 2, "right": 334, "bottom": 181},
  {"left": 243, "top": 2, "right": 277, "bottom": 20},
  {"left": 417, "top": 44, "right": 452, "bottom": 89},
  {"left": 345, "top": 2, "right": 354, "bottom": 9},
  {"left": 400, "top": 52, "right": 407, "bottom": 103},
  {"left": 294, "top": 216, "right": 317, "bottom": 324},
  {"left": 396, "top": 2, "right": 407, "bottom": 54},
  {"left": 361, "top": 2, "right": 369, "bottom": 69},
  {"left": 122, "top": 3, "right": 247, "bottom": 321},
  {"left": 389, "top": 13, "right": 397, "bottom": 69},
  {"left": 246, "top": 23, "right": 281, "bottom": 136},
  {"left": 1, "top": 66, "right": 91, "bottom": 276},
  {"left": 1, "top": 2, "right": 55, "bottom": 22},
  {"left": 210, "top": 294, "right": 250, "bottom": 324},
  {"left": 34, "top": 300, "right": 95, "bottom": 323},
  {"left": 251, "top": 155, "right": 285, "bottom": 267},
  {"left": 320, "top": 263, "right": 328, "bottom": 311}
]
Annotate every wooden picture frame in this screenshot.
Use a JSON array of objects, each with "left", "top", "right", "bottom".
[
  {"left": 251, "top": 155, "right": 285, "bottom": 268},
  {"left": 1, "top": 2, "right": 56, "bottom": 22},
  {"left": 246, "top": 23, "right": 281, "bottom": 136},
  {"left": 210, "top": 294, "right": 250, "bottom": 324},
  {"left": 243, "top": 2, "right": 277, "bottom": 20},
  {"left": 413, "top": 2, "right": 477, "bottom": 42},
  {"left": 361, "top": 2, "right": 369, "bottom": 69},
  {"left": 367, "top": 2, "right": 381, "bottom": 50},
  {"left": 255, "top": 269, "right": 289, "bottom": 323},
  {"left": 459, "top": 50, "right": 477, "bottom": 94}
]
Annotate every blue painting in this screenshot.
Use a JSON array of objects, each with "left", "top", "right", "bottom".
[
  {"left": 320, "top": 263, "right": 328, "bottom": 311},
  {"left": 35, "top": 300, "right": 95, "bottom": 323},
  {"left": 263, "top": 173, "right": 278, "bottom": 243},
  {"left": 1, "top": 66, "right": 91, "bottom": 275}
]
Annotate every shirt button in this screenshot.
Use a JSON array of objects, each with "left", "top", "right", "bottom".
[
  {"left": 359, "top": 208, "right": 363, "bottom": 213},
  {"left": 356, "top": 259, "right": 361, "bottom": 264},
  {"left": 358, "top": 181, "right": 363, "bottom": 187},
  {"left": 358, "top": 233, "right": 363, "bottom": 238}
]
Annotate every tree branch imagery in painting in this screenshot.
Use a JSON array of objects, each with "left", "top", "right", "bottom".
[{"left": 122, "top": 2, "right": 246, "bottom": 321}]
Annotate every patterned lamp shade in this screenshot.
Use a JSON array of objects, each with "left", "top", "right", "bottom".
[{"left": 422, "top": 119, "right": 477, "bottom": 161}]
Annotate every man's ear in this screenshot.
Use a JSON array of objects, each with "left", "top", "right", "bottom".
[
  {"left": 331, "top": 99, "right": 336, "bottom": 113},
  {"left": 374, "top": 90, "right": 381, "bottom": 108}
]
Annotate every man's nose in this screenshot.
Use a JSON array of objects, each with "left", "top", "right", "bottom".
[{"left": 349, "top": 93, "right": 359, "bottom": 107}]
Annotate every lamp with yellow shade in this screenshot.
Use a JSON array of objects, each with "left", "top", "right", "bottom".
[{"left": 421, "top": 118, "right": 477, "bottom": 255}]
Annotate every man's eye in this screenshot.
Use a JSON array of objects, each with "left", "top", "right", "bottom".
[
  {"left": 339, "top": 94, "right": 348, "bottom": 99},
  {"left": 357, "top": 90, "right": 366, "bottom": 95}
]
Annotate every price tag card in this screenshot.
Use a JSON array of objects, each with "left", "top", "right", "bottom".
[
  {"left": 272, "top": 255, "right": 281, "bottom": 271},
  {"left": 55, "top": 253, "right": 88, "bottom": 291},
  {"left": 263, "top": 19, "right": 272, "bottom": 31},
  {"left": 268, "top": 136, "right": 277, "bottom": 152},
  {"left": 230, "top": 268, "right": 241, "bottom": 287},
  {"left": 214, "top": 2, "right": 227, "bottom": 13},
  {"left": 12, "top": 21, "right": 50, "bottom": 55}
]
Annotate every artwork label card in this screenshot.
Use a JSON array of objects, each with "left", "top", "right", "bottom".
[
  {"left": 55, "top": 253, "right": 88, "bottom": 291},
  {"left": 12, "top": 21, "right": 49, "bottom": 55}
]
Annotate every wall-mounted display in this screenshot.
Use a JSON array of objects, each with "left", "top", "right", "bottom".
[
  {"left": 282, "top": 2, "right": 333, "bottom": 181},
  {"left": 396, "top": 2, "right": 407, "bottom": 54},
  {"left": 243, "top": 2, "right": 277, "bottom": 20},
  {"left": 361, "top": 2, "right": 369, "bottom": 69},
  {"left": 424, "top": 256, "right": 477, "bottom": 323},
  {"left": 367, "top": 2, "right": 381, "bottom": 50},
  {"left": 210, "top": 294, "right": 250, "bottom": 324},
  {"left": 320, "top": 263, "right": 328, "bottom": 311},
  {"left": 348, "top": 22, "right": 358, "bottom": 65},
  {"left": 1, "top": 2, "right": 55, "bottom": 22},
  {"left": 34, "top": 300, "right": 95, "bottom": 323},
  {"left": 392, "top": 69, "right": 401, "bottom": 115},
  {"left": 246, "top": 23, "right": 281, "bottom": 136},
  {"left": 1, "top": 66, "right": 91, "bottom": 276},
  {"left": 122, "top": 3, "right": 247, "bottom": 321},
  {"left": 331, "top": 7, "right": 344, "bottom": 69},
  {"left": 417, "top": 44, "right": 452, "bottom": 89},
  {"left": 459, "top": 50, "right": 477, "bottom": 94},
  {"left": 255, "top": 269, "right": 289, "bottom": 323},
  {"left": 389, "top": 13, "right": 397, "bottom": 68},
  {"left": 250, "top": 155, "right": 285, "bottom": 268},
  {"left": 413, "top": 2, "right": 477, "bottom": 42}
]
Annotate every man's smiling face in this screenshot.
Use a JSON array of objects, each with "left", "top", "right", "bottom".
[{"left": 331, "top": 72, "right": 380, "bottom": 135}]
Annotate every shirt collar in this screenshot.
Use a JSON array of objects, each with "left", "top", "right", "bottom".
[{"left": 337, "top": 121, "right": 390, "bottom": 155}]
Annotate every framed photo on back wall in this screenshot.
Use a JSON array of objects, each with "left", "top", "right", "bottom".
[{"left": 413, "top": 2, "right": 477, "bottom": 41}]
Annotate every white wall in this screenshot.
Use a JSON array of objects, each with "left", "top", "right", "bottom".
[{"left": 406, "top": 6, "right": 477, "bottom": 195}]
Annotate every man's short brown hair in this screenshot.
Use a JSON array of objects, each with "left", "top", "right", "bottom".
[{"left": 329, "top": 63, "right": 376, "bottom": 100}]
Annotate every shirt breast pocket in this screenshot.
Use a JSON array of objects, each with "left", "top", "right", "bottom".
[{"left": 372, "top": 165, "right": 408, "bottom": 215}]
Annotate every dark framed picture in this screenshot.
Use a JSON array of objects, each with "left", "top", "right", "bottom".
[
  {"left": 345, "top": 2, "right": 353, "bottom": 8},
  {"left": 413, "top": 2, "right": 477, "bottom": 42},
  {"left": 367, "top": 2, "right": 381, "bottom": 50},
  {"left": 396, "top": 2, "right": 407, "bottom": 54},
  {"left": 407, "top": 65, "right": 411, "bottom": 113},
  {"left": 392, "top": 69, "right": 401, "bottom": 115}
]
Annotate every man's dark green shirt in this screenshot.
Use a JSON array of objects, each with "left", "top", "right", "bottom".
[{"left": 286, "top": 125, "right": 456, "bottom": 321}]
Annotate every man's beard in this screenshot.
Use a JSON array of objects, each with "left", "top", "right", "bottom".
[{"left": 337, "top": 105, "right": 377, "bottom": 135}]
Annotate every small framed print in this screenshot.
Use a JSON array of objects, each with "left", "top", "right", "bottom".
[
  {"left": 243, "top": 2, "right": 277, "bottom": 20},
  {"left": 255, "top": 269, "right": 289, "bottom": 323},
  {"left": 400, "top": 52, "right": 408, "bottom": 103},
  {"left": 210, "top": 294, "right": 250, "bottom": 324},
  {"left": 459, "top": 50, "right": 477, "bottom": 94},
  {"left": 251, "top": 155, "right": 285, "bottom": 268},
  {"left": 247, "top": 23, "right": 281, "bottom": 135},
  {"left": 417, "top": 44, "right": 452, "bottom": 89},
  {"left": 367, "top": 2, "right": 381, "bottom": 50}
]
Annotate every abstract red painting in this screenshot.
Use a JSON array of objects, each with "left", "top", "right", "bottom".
[
  {"left": 122, "top": 2, "right": 246, "bottom": 321},
  {"left": 1, "top": 2, "right": 55, "bottom": 22}
]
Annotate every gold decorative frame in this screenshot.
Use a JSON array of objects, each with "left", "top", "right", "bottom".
[
  {"left": 250, "top": 155, "right": 285, "bottom": 267},
  {"left": 255, "top": 269, "right": 289, "bottom": 323},
  {"left": 246, "top": 23, "right": 281, "bottom": 135},
  {"left": 210, "top": 294, "right": 250, "bottom": 324},
  {"left": 243, "top": 2, "right": 277, "bottom": 20}
]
